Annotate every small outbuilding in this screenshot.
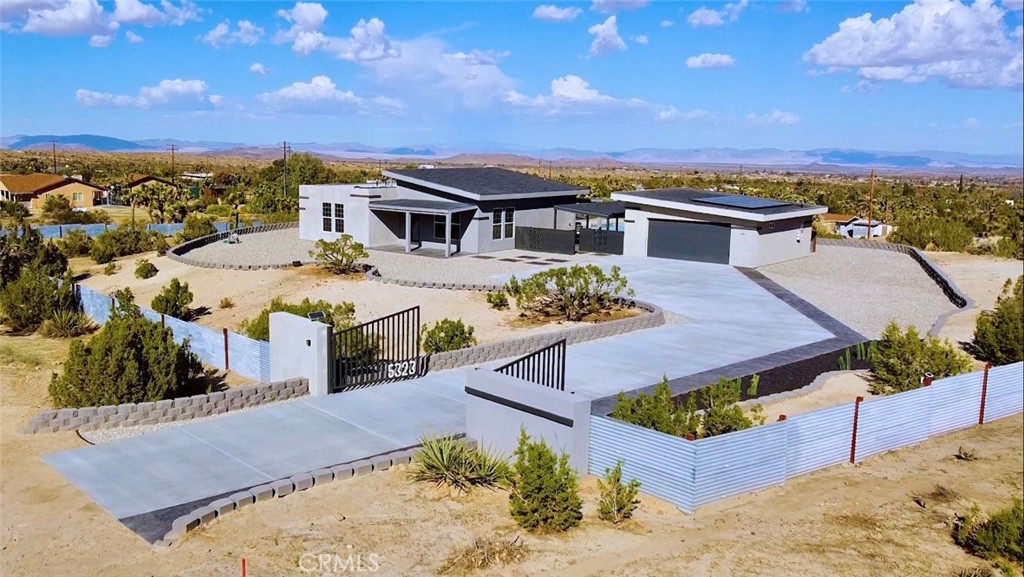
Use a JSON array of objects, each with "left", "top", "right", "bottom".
[{"left": 612, "top": 188, "right": 827, "bottom": 267}]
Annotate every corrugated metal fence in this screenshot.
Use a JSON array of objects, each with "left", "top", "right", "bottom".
[
  {"left": 29, "top": 221, "right": 255, "bottom": 239},
  {"left": 589, "top": 362, "right": 1023, "bottom": 513},
  {"left": 76, "top": 285, "right": 271, "bottom": 382}
]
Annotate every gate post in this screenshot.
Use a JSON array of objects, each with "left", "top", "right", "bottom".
[{"left": 269, "top": 312, "right": 332, "bottom": 395}]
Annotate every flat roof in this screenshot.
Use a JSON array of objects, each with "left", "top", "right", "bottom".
[
  {"left": 554, "top": 201, "right": 626, "bottom": 219},
  {"left": 368, "top": 198, "right": 476, "bottom": 215},
  {"left": 382, "top": 167, "right": 587, "bottom": 202},
  {"left": 612, "top": 188, "right": 827, "bottom": 223}
]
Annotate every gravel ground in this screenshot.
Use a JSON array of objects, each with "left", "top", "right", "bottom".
[
  {"left": 80, "top": 396, "right": 301, "bottom": 444},
  {"left": 184, "top": 229, "right": 319, "bottom": 266},
  {"left": 758, "top": 245, "right": 957, "bottom": 340}
]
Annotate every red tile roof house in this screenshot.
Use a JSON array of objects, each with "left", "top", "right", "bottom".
[{"left": 0, "top": 174, "right": 106, "bottom": 209}]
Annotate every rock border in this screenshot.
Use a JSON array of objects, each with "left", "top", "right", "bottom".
[
  {"left": 22, "top": 379, "right": 309, "bottom": 434},
  {"left": 167, "top": 222, "right": 315, "bottom": 270}
]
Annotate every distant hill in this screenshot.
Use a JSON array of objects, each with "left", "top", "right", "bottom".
[{"left": 5, "top": 134, "right": 149, "bottom": 151}]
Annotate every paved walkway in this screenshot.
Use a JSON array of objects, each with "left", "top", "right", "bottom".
[{"left": 45, "top": 256, "right": 851, "bottom": 542}]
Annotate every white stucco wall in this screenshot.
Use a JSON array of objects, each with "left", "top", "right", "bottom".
[
  {"left": 299, "top": 183, "right": 403, "bottom": 247},
  {"left": 269, "top": 312, "right": 332, "bottom": 397}
]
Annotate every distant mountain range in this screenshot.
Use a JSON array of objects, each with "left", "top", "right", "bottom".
[{"left": 2, "top": 133, "right": 1021, "bottom": 172}]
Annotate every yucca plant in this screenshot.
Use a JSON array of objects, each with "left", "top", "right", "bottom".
[
  {"left": 409, "top": 434, "right": 509, "bottom": 493},
  {"left": 38, "top": 309, "right": 97, "bottom": 338}
]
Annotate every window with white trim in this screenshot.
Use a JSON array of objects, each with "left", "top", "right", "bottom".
[
  {"left": 322, "top": 203, "right": 332, "bottom": 232},
  {"left": 334, "top": 203, "right": 344, "bottom": 233},
  {"left": 491, "top": 207, "right": 514, "bottom": 240}
]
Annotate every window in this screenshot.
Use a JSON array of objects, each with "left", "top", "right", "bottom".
[
  {"left": 322, "top": 203, "right": 332, "bottom": 232},
  {"left": 491, "top": 207, "right": 515, "bottom": 240},
  {"left": 434, "top": 215, "right": 460, "bottom": 240},
  {"left": 73, "top": 192, "right": 84, "bottom": 202},
  {"left": 334, "top": 203, "right": 344, "bottom": 233}
]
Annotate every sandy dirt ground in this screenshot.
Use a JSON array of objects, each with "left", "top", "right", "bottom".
[
  {"left": 72, "top": 252, "right": 594, "bottom": 345},
  {"left": 757, "top": 371, "right": 874, "bottom": 422},
  {"left": 926, "top": 251, "right": 1023, "bottom": 347}
]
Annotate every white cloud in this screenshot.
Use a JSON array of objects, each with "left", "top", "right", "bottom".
[
  {"left": 76, "top": 78, "right": 210, "bottom": 108},
  {"left": 532, "top": 5, "right": 583, "bottom": 22},
  {"left": 256, "top": 75, "right": 403, "bottom": 115},
  {"left": 747, "top": 109, "right": 800, "bottom": 125},
  {"left": 685, "top": 52, "right": 735, "bottom": 68},
  {"left": 505, "top": 74, "right": 675, "bottom": 121},
  {"left": 156, "top": 0, "right": 200, "bottom": 25},
  {"left": 963, "top": 116, "right": 981, "bottom": 130},
  {"left": 112, "top": 0, "right": 199, "bottom": 26},
  {"left": 632, "top": 34, "right": 649, "bottom": 45},
  {"left": 273, "top": 1, "right": 329, "bottom": 54},
  {"left": 125, "top": 29, "right": 142, "bottom": 42},
  {"left": 660, "top": 19, "right": 674, "bottom": 27},
  {"left": 250, "top": 62, "right": 268, "bottom": 75},
  {"left": 588, "top": 15, "right": 626, "bottom": 56},
  {"left": 22, "top": 0, "right": 115, "bottom": 36},
  {"left": 688, "top": 0, "right": 748, "bottom": 27},
  {"left": 6, "top": 0, "right": 197, "bottom": 41},
  {"left": 655, "top": 106, "right": 710, "bottom": 122},
  {"left": 1003, "top": 0, "right": 1023, "bottom": 10},
  {"left": 208, "top": 94, "right": 223, "bottom": 106},
  {"left": 273, "top": 4, "right": 399, "bottom": 61},
  {"left": 203, "top": 19, "right": 264, "bottom": 47},
  {"left": 804, "top": 0, "right": 1023, "bottom": 89},
  {"left": 88, "top": 33, "right": 112, "bottom": 46},
  {"left": 591, "top": 0, "right": 648, "bottom": 14},
  {"left": 777, "top": 0, "right": 809, "bottom": 13}
]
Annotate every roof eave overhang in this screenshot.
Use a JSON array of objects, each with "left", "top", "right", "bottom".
[
  {"left": 382, "top": 170, "right": 586, "bottom": 202},
  {"left": 611, "top": 192, "right": 828, "bottom": 223}
]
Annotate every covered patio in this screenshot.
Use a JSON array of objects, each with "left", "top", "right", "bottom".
[
  {"left": 553, "top": 201, "right": 626, "bottom": 232},
  {"left": 369, "top": 198, "right": 476, "bottom": 258}
]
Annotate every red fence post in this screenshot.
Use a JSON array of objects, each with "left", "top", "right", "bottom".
[
  {"left": 978, "top": 363, "right": 991, "bottom": 425},
  {"left": 850, "top": 396, "right": 864, "bottom": 464},
  {"left": 778, "top": 414, "right": 788, "bottom": 422},
  {"left": 223, "top": 328, "right": 230, "bottom": 372}
]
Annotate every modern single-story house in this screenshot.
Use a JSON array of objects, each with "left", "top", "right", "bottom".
[
  {"left": 299, "top": 167, "right": 587, "bottom": 257},
  {"left": 818, "top": 212, "right": 857, "bottom": 234},
  {"left": 838, "top": 218, "right": 893, "bottom": 239},
  {"left": 0, "top": 174, "right": 106, "bottom": 209},
  {"left": 611, "top": 188, "right": 827, "bottom": 267}
]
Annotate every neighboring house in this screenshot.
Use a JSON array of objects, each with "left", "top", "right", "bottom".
[
  {"left": 1008, "top": 191, "right": 1022, "bottom": 206},
  {"left": 838, "top": 218, "right": 893, "bottom": 239},
  {"left": 299, "top": 167, "right": 587, "bottom": 257},
  {"left": 611, "top": 189, "right": 827, "bottom": 267},
  {"left": 124, "top": 174, "right": 176, "bottom": 194},
  {"left": 818, "top": 212, "right": 858, "bottom": 234},
  {"left": 0, "top": 173, "right": 105, "bottom": 209}
]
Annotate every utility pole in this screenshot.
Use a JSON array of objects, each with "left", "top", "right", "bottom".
[
  {"left": 51, "top": 140, "right": 57, "bottom": 174},
  {"left": 548, "top": 161, "right": 552, "bottom": 179},
  {"left": 168, "top": 144, "right": 178, "bottom": 186},
  {"left": 281, "top": 141, "right": 291, "bottom": 197},
  {"left": 867, "top": 169, "right": 875, "bottom": 241}
]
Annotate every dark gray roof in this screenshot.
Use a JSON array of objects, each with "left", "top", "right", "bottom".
[
  {"left": 618, "top": 188, "right": 822, "bottom": 216},
  {"left": 554, "top": 201, "right": 626, "bottom": 219},
  {"left": 369, "top": 198, "right": 476, "bottom": 215},
  {"left": 384, "top": 167, "right": 587, "bottom": 198}
]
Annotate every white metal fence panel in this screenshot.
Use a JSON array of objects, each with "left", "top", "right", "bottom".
[
  {"left": 78, "top": 286, "right": 113, "bottom": 324},
  {"left": 985, "top": 362, "right": 1024, "bottom": 422},
  {"left": 927, "top": 372, "right": 982, "bottom": 436},
  {"left": 784, "top": 402, "right": 855, "bottom": 478},
  {"left": 855, "top": 386, "right": 933, "bottom": 461},
  {"left": 228, "top": 332, "right": 272, "bottom": 382},
  {"left": 589, "top": 416, "right": 697, "bottom": 513},
  {"left": 162, "top": 314, "right": 227, "bottom": 371},
  {"left": 693, "top": 422, "right": 788, "bottom": 506}
]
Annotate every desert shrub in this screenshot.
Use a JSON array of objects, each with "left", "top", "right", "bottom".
[
  {"left": 409, "top": 434, "right": 509, "bottom": 493},
  {"left": 48, "top": 289, "right": 202, "bottom": 407},
  {"left": 40, "top": 196, "right": 109, "bottom": 225},
  {"left": 486, "top": 291, "right": 509, "bottom": 310},
  {"left": 870, "top": 322, "right": 973, "bottom": 395},
  {"left": 972, "top": 277, "right": 1023, "bottom": 365},
  {"left": 59, "top": 229, "right": 93, "bottom": 258},
  {"left": 421, "top": 318, "right": 477, "bottom": 354},
  {"left": 953, "top": 499, "right": 1023, "bottom": 567},
  {"left": 238, "top": 297, "right": 355, "bottom": 341},
  {"left": 508, "top": 429, "right": 582, "bottom": 533},
  {"left": 891, "top": 217, "right": 976, "bottom": 252},
  {"left": 38, "top": 309, "right": 96, "bottom": 338},
  {"left": 218, "top": 297, "right": 234, "bottom": 309},
  {"left": 439, "top": 536, "right": 527, "bottom": 574},
  {"left": 611, "top": 378, "right": 700, "bottom": 438},
  {"left": 597, "top": 461, "right": 641, "bottom": 524},
  {"left": 103, "top": 262, "right": 118, "bottom": 276},
  {"left": 505, "top": 264, "right": 633, "bottom": 321},
  {"left": 151, "top": 278, "right": 193, "bottom": 319},
  {"left": 957, "top": 446, "right": 979, "bottom": 461},
  {"left": 204, "top": 204, "right": 233, "bottom": 218},
  {"left": 175, "top": 212, "right": 218, "bottom": 243},
  {"left": 90, "top": 225, "right": 164, "bottom": 264},
  {"left": 309, "top": 235, "right": 369, "bottom": 274},
  {"left": 953, "top": 566, "right": 996, "bottom": 577},
  {"left": 135, "top": 259, "right": 158, "bottom": 279},
  {"left": 0, "top": 267, "right": 77, "bottom": 333},
  {"left": 0, "top": 200, "right": 29, "bottom": 222},
  {"left": 702, "top": 378, "right": 766, "bottom": 437}
]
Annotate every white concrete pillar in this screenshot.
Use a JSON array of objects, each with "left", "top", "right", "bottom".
[
  {"left": 270, "top": 312, "right": 332, "bottom": 396},
  {"left": 404, "top": 212, "right": 412, "bottom": 253},
  {"left": 444, "top": 212, "right": 452, "bottom": 258}
]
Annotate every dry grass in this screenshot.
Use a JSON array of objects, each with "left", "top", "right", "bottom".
[
  {"left": 957, "top": 445, "right": 980, "bottom": 461},
  {"left": 439, "top": 535, "right": 528, "bottom": 575}
]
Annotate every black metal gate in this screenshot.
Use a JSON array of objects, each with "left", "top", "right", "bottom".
[
  {"left": 495, "top": 339, "right": 567, "bottom": 391},
  {"left": 331, "top": 306, "right": 424, "bottom": 392},
  {"left": 579, "top": 228, "right": 624, "bottom": 254},
  {"left": 514, "top": 227, "right": 577, "bottom": 255}
]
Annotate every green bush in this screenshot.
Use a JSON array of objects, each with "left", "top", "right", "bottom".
[
  {"left": 486, "top": 291, "right": 509, "bottom": 310},
  {"left": 870, "top": 322, "right": 973, "bottom": 395},
  {"left": 59, "top": 229, "right": 93, "bottom": 258},
  {"left": 972, "top": 277, "right": 1023, "bottom": 365},
  {"left": 38, "top": 309, "right": 96, "bottom": 338},
  {"left": 701, "top": 378, "right": 765, "bottom": 437},
  {"left": 597, "top": 461, "right": 641, "bottom": 524},
  {"left": 421, "top": 318, "right": 477, "bottom": 354},
  {"left": 134, "top": 259, "right": 158, "bottom": 279},
  {"left": 151, "top": 278, "right": 193, "bottom": 319},
  {"left": 508, "top": 429, "right": 583, "bottom": 533},
  {"left": 0, "top": 267, "right": 77, "bottom": 333},
  {"left": 204, "top": 204, "right": 233, "bottom": 218},
  {"left": 409, "top": 434, "right": 509, "bottom": 493},
  {"left": 175, "top": 212, "right": 218, "bottom": 243},
  {"left": 40, "top": 196, "right": 110, "bottom": 225},
  {"left": 49, "top": 289, "right": 202, "bottom": 407},
  {"left": 505, "top": 264, "right": 633, "bottom": 321},
  {"left": 611, "top": 377, "right": 764, "bottom": 439},
  {"left": 102, "top": 262, "right": 118, "bottom": 276},
  {"left": 891, "top": 217, "right": 976, "bottom": 252},
  {"left": 238, "top": 297, "right": 355, "bottom": 341},
  {"left": 308, "top": 235, "right": 369, "bottom": 274},
  {"left": 0, "top": 200, "right": 29, "bottom": 223},
  {"left": 218, "top": 297, "right": 234, "bottom": 309},
  {"left": 90, "top": 226, "right": 164, "bottom": 264},
  {"left": 954, "top": 499, "right": 1023, "bottom": 568}
]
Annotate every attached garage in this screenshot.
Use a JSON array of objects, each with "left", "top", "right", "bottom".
[
  {"left": 647, "top": 219, "right": 731, "bottom": 264},
  {"left": 612, "top": 189, "right": 827, "bottom": 268}
]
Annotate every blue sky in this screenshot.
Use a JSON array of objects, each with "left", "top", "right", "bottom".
[{"left": 1, "top": 0, "right": 1022, "bottom": 154}]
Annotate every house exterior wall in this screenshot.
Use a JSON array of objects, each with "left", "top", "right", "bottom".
[{"left": 30, "top": 182, "right": 100, "bottom": 209}]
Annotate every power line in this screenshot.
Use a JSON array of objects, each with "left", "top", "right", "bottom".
[
  {"left": 281, "top": 141, "right": 292, "bottom": 197},
  {"left": 168, "top": 144, "right": 178, "bottom": 186}
]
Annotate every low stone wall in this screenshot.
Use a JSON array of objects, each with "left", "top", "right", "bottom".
[
  {"left": 22, "top": 378, "right": 309, "bottom": 434},
  {"left": 427, "top": 300, "right": 665, "bottom": 371},
  {"left": 168, "top": 222, "right": 312, "bottom": 270},
  {"left": 817, "top": 238, "right": 969, "bottom": 309},
  {"left": 364, "top": 267, "right": 502, "bottom": 292}
]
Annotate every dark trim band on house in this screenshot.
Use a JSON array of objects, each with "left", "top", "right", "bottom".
[
  {"left": 464, "top": 386, "right": 574, "bottom": 427},
  {"left": 350, "top": 194, "right": 384, "bottom": 199},
  {"left": 369, "top": 198, "right": 476, "bottom": 215}
]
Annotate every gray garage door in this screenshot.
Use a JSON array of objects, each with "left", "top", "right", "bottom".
[{"left": 646, "top": 219, "right": 731, "bottom": 264}]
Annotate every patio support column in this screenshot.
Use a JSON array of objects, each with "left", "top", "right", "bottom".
[
  {"left": 404, "top": 211, "right": 412, "bottom": 253},
  {"left": 444, "top": 212, "right": 452, "bottom": 258}
]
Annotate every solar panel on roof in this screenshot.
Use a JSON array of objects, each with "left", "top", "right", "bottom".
[{"left": 694, "top": 195, "right": 790, "bottom": 210}]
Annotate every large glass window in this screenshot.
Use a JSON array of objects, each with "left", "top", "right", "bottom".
[
  {"left": 322, "top": 202, "right": 332, "bottom": 232},
  {"left": 504, "top": 207, "right": 515, "bottom": 239},
  {"left": 334, "top": 203, "right": 345, "bottom": 233},
  {"left": 491, "top": 207, "right": 515, "bottom": 240}
]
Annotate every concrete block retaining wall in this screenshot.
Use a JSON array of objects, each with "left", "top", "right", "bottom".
[
  {"left": 22, "top": 378, "right": 308, "bottom": 434},
  {"left": 428, "top": 300, "right": 665, "bottom": 371},
  {"left": 167, "top": 222, "right": 314, "bottom": 270}
]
